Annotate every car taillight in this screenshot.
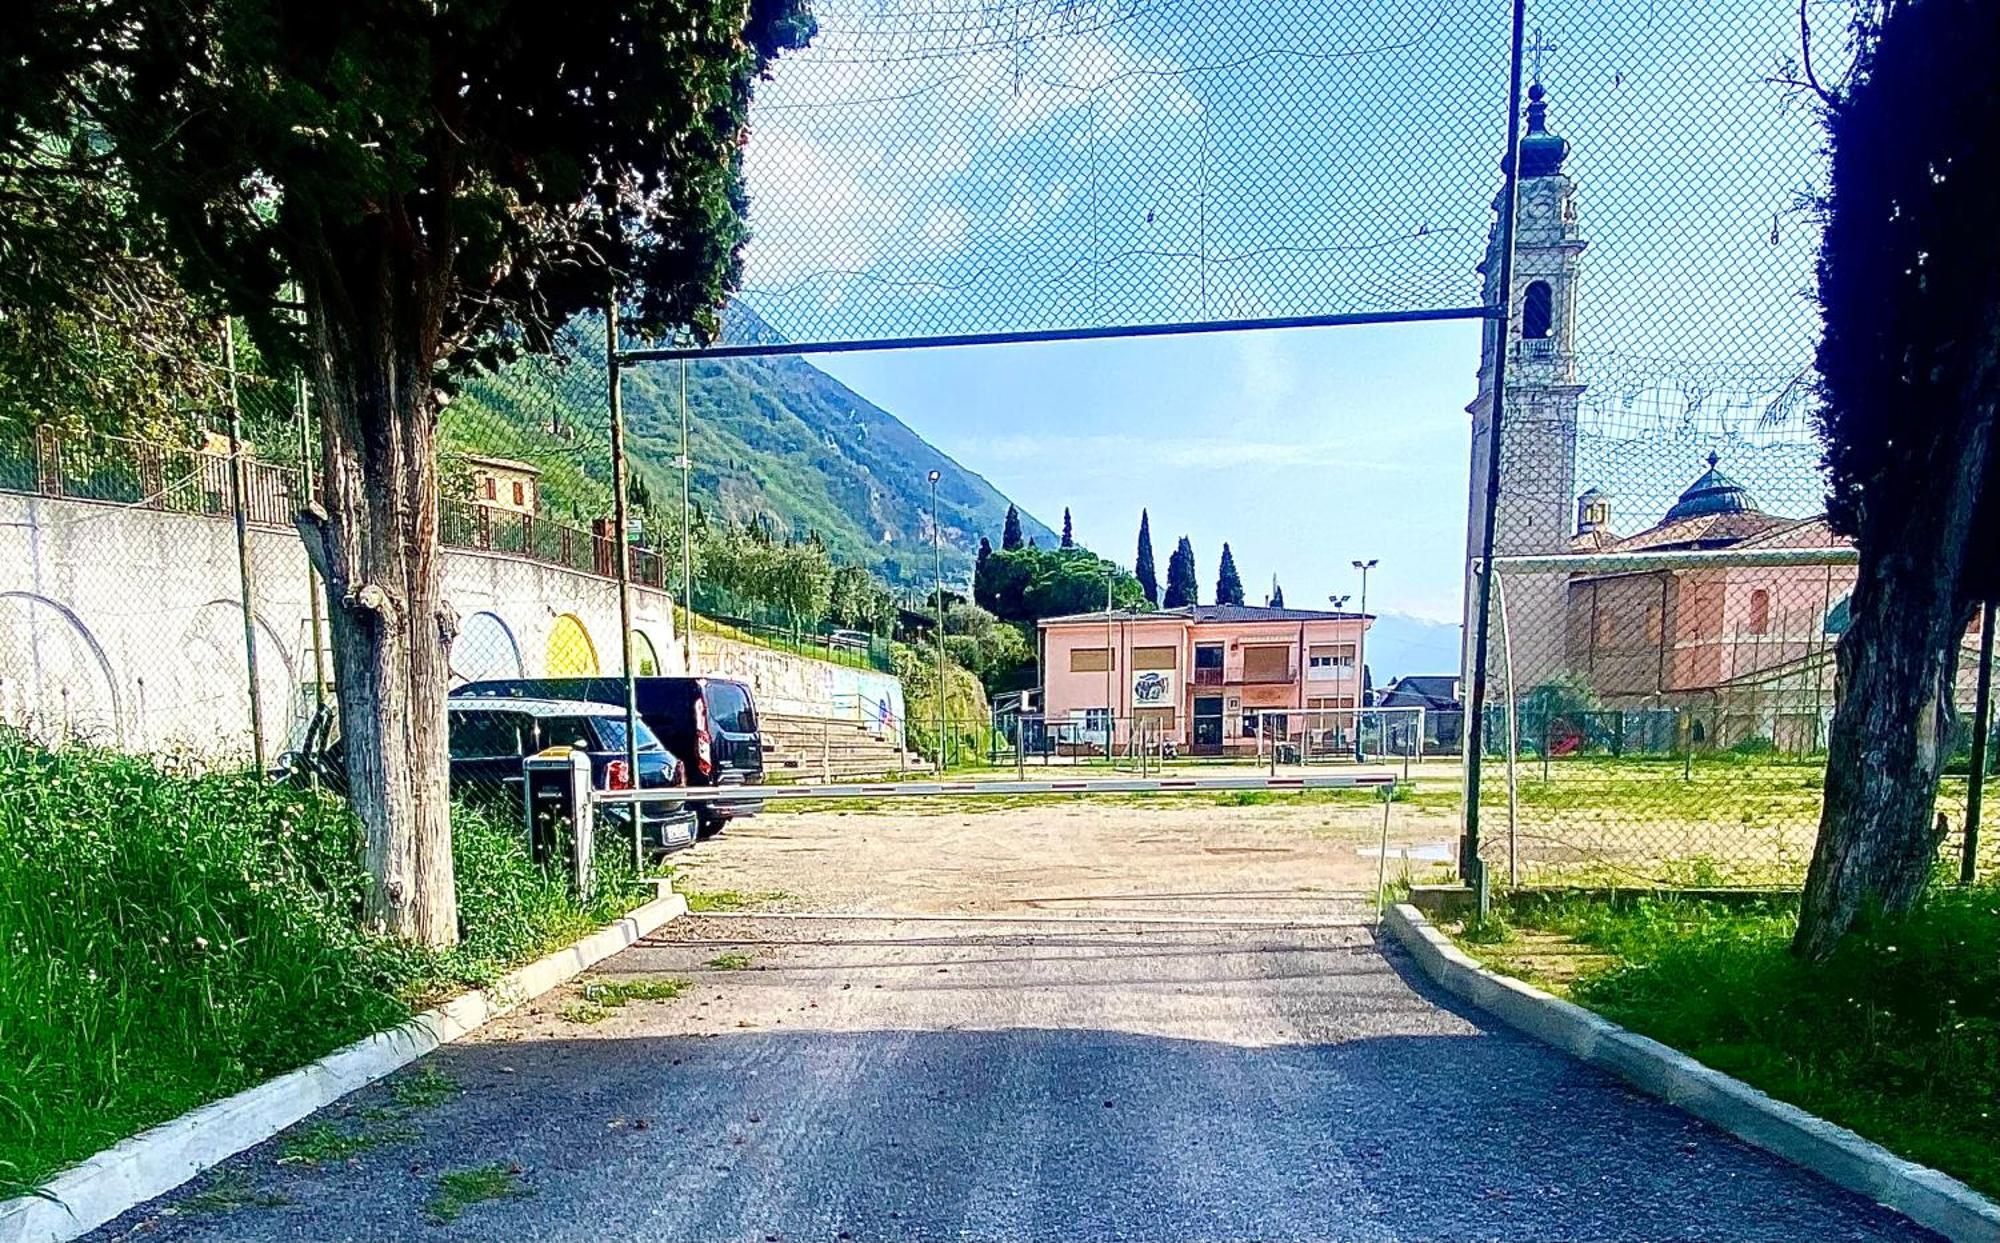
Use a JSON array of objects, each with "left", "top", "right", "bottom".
[
  {"left": 693, "top": 698, "right": 713, "bottom": 777},
  {"left": 605, "top": 759, "right": 632, "bottom": 790}
]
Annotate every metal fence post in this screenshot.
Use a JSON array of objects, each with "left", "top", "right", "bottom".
[
  {"left": 220, "top": 321, "right": 266, "bottom": 772},
  {"left": 1963, "top": 599, "right": 1995, "bottom": 884}
]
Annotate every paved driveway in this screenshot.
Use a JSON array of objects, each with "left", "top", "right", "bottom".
[{"left": 92, "top": 901, "right": 1936, "bottom": 1242}]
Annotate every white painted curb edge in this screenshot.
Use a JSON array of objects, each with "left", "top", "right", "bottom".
[
  {"left": 1384, "top": 903, "right": 2000, "bottom": 1243},
  {"left": 0, "top": 885, "right": 689, "bottom": 1243}
]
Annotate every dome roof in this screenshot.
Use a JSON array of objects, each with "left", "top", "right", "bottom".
[
  {"left": 1517, "top": 83, "right": 1570, "bottom": 178},
  {"left": 1662, "top": 452, "right": 1758, "bottom": 523}
]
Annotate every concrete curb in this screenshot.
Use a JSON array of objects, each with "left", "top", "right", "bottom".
[
  {"left": 1384, "top": 903, "right": 2000, "bottom": 1243},
  {"left": 0, "top": 886, "right": 688, "bottom": 1243}
]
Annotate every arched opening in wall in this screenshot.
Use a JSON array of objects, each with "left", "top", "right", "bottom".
[
  {"left": 632, "top": 629, "right": 662, "bottom": 676},
  {"left": 165, "top": 603, "right": 297, "bottom": 761},
  {"left": 453, "top": 611, "right": 526, "bottom": 686},
  {"left": 0, "top": 592, "right": 122, "bottom": 747},
  {"left": 1522, "top": 280, "right": 1554, "bottom": 339},
  {"left": 546, "top": 613, "right": 600, "bottom": 675}
]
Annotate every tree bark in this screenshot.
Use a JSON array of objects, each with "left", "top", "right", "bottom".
[
  {"left": 296, "top": 225, "right": 459, "bottom": 946},
  {"left": 1794, "top": 321, "right": 1998, "bottom": 960}
]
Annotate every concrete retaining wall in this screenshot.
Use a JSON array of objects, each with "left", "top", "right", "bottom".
[{"left": 0, "top": 492, "right": 901, "bottom": 760}]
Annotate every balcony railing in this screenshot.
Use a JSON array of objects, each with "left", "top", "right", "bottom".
[
  {"left": 1237, "top": 664, "right": 1299, "bottom": 685},
  {"left": 1192, "top": 666, "right": 1224, "bottom": 688}
]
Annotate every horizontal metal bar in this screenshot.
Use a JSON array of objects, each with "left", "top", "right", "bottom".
[
  {"left": 614, "top": 306, "right": 1494, "bottom": 363},
  {"left": 593, "top": 772, "right": 1396, "bottom": 805},
  {"left": 1483, "top": 546, "right": 1858, "bottom": 575}
]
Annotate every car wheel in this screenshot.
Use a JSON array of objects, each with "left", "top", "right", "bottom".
[{"left": 695, "top": 813, "right": 725, "bottom": 840}]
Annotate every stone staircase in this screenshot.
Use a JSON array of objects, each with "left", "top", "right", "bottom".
[{"left": 759, "top": 710, "right": 928, "bottom": 781}]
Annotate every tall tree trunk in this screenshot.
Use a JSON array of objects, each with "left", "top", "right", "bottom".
[
  {"left": 1795, "top": 323, "right": 1998, "bottom": 960},
  {"left": 296, "top": 240, "right": 459, "bottom": 946}
]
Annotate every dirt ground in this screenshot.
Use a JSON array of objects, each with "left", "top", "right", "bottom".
[{"left": 665, "top": 784, "right": 1461, "bottom": 919}]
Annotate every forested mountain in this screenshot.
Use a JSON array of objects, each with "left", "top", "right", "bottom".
[{"left": 443, "top": 306, "right": 1054, "bottom": 586}]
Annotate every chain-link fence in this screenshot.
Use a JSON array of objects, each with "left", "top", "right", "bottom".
[{"left": 1462, "top": 0, "right": 1996, "bottom": 887}]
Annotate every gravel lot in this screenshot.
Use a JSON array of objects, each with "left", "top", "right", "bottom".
[{"left": 84, "top": 795, "right": 1938, "bottom": 1243}]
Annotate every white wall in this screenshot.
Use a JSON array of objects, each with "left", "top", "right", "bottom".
[{"left": 0, "top": 492, "right": 900, "bottom": 761}]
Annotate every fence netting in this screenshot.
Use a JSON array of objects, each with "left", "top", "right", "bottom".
[{"left": 1467, "top": 0, "right": 1994, "bottom": 886}]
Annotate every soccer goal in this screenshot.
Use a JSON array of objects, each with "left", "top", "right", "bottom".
[{"left": 1242, "top": 706, "right": 1427, "bottom": 773}]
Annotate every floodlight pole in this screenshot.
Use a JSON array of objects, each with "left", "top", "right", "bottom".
[
  {"left": 930, "top": 470, "right": 946, "bottom": 770},
  {"left": 1964, "top": 599, "right": 1996, "bottom": 884},
  {"left": 1353, "top": 558, "right": 1376, "bottom": 762},
  {"left": 1460, "top": 0, "right": 1531, "bottom": 915},
  {"left": 679, "top": 356, "right": 695, "bottom": 674},
  {"left": 607, "top": 300, "right": 641, "bottom": 859},
  {"left": 221, "top": 320, "right": 266, "bottom": 772}
]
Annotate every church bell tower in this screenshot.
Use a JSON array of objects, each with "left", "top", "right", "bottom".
[{"left": 1462, "top": 76, "right": 1588, "bottom": 692}]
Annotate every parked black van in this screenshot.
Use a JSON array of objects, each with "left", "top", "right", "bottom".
[{"left": 454, "top": 676, "right": 765, "bottom": 836}]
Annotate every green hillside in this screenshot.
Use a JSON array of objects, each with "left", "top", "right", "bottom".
[{"left": 442, "top": 310, "right": 1053, "bottom": 587}]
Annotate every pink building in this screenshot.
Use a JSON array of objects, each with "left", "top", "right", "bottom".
[{"left": 1038, "top": 604, "right": 1372, "bottom": 755}]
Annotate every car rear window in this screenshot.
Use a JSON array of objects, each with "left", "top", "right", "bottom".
[
  {"left": 704, "top": 682, "right": 756, "bottom": 733},
  {"left": 449, "top": 711, "right": 526, "bottom": 759},
  {"left": 591, "top": 718, "right": 665, "bottom": 753},
  {"left": 536, "top": 716, "right": 602, "bottom": 751}
]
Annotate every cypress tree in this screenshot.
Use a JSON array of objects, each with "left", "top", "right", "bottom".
[
  {"left": 1002, "top": 504, "right": 1024, "bottom": 550},
  {"left": 1268, "top": 576, "right": 1285, "bottom": 608},
  {"left": 1135, "top": 509, "right": 1159, "bottom": 604},
  {"left": 1215, "top": 543, "right": 1246, "bottom": 606},
  {"left": 1163, "top": 535, "right": 1199, "bottom": 608},
  {"left": 1061, "top": 507, "right": 1074, "bottom": 548}
]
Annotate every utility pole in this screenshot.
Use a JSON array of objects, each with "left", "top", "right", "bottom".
[
  {"left": 930, "top": 470, "right": 946, "bottom": 770},
  {"left": 679, "top": 356, "right": 695, "bottom": 674},
  {"left": 1353, "top": 558, "right": 1377, "bottom": 762},
  {"left": 1105, "top": 570, "right": 1115, "bottom": 759},
  {"left": 221, "top": 320, "right": 266, "bottom": 771}
]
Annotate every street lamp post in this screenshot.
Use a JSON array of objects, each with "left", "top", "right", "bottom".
[
  {"left": 929, "top": 470, "right": 945, "bottom": 770},
  {"left": 1352, "top": 559, "right": 1377, "bottom": 762}
]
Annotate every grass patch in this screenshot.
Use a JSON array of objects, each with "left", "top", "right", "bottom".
[
  {"left": 425, "top": 1162, "right": 525, "bottom": 1224},
  {"left": 182, "top": 1170, "right": 291, "bottom": 1213},
  {"left": 1456, "top": 887, "right": 2000, "bottom": 1198},
  {"left": 0, "top": 730, "right": 649, "bottom": 1196},
  {"left": 707, "top": 952, "right": 755, "bottom": 970},
  {"left": 683, "top": 888, "right": 787, "bottom": 912},
  {"left": 388, "top": 1067, "right": 461, "bottom": 1112},
  {"left": 558, "top": 1000, "right": 610, "bottom": 1025},
  {"left": 276, "top": 1120, "right": 415, "bottom": 1166},
  {"left": 560, "top": 975, "right": 692, "bottom": 1023}
]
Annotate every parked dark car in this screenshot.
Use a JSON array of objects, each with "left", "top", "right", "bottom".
[
  {"left": 454, "top": 676, "right": 764, "bottom": 836},
  {"left": 284, "top": 697, "right": 698, "bottom": 853}
]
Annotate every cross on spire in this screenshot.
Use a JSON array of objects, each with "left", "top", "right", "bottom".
[{"left": 1525, "top": 27, "right": 1558, "bottom": 85}]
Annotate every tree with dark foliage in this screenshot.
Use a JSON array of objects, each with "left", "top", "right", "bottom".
[
  {"left": 1795, "top": 0, "right": 2000, "bottom": 958},
  {"left": 1061, "top": 508, "right": 1074, "bottom": 548},
  {"left": 1135, "top": 509, "right": 1159, "bottom": 605},
  {"left": 1214, "top": 543, "right": 1246, "bottom": 606},
  {"left": 1164, "top": 536, "right": 1199, "bottom": 609},
  {"left": 1002, "top": 504, "right": 1025, "bottom": 551},
  {"left": 1268, "top": 577, "right": 1285, "bottom": 608},
  {"left": 5, "top": 0, "right": 813, "bottom": 943}
]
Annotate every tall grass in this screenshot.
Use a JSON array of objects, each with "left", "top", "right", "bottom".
[
  {"left": 0, "top": 730, "right": 645, "bottom": 1195},
  {"left": 1507, "top": 890, "right": 2000, "bottom": 1197}
]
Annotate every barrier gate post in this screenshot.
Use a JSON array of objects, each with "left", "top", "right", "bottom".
[{"left": 522, "top": 745, "right": 596, "bottom": 896}]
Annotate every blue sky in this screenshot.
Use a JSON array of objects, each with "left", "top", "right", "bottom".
[
  {"left": 723, "top": 0, "right": 1843, "bottom": 672},
  {"left": 815, "top": 321, "right": 1481, "bottom": 626}
]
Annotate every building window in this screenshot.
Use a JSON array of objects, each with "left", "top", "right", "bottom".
[
  {"left": 1069, "top": 647, "right": 1111, "bottom": 673},
  {"left": 1242, "top": 644, "right": 1291, "bottom": 682},
  {"left": 1082, "top": 708, "right": 1110, "bottom": 735},
  {"left": 511, "top": 480, "right": 526, "bottom": 507},
  {"left": 1132, "top": 645, "right": 1177, "bottom": 670},
  {"left": 483, "top": 476, "right": 497, "bottom": 500},
  {"left": 1307, "top": 644, "right": 1355, "bottom": 678},
  {"left": 1523, "top": 281, "right": 1554, "bottom": 340},
  {"left": 1748, "top": 589, "right": 1770, "bottom": 635}
]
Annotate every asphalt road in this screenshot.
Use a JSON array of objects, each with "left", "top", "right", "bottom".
[{"left": 90, "top": 911, "right": 1936, "bottom": 1243}]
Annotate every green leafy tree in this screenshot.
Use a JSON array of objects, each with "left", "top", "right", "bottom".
[
  {"left": 9, "top": 0, "right": 814, "bottom": 941},
  {"left": 1164, "top": 536, "right": 1199, "bottom": 608},
  {"left": 1135, "top": 509, "right": 1159, "bottom": 605},
  {"left": 975, "top": 546, "right": 1145, "bottom": 624},
  {"left": 1061, "top": 508, "right": 1074, "bottom": 548},
  {"left": 1215, "top": 543, "right": 1246, "bottom": 606},
  {"left": 828, "top": 563, "right": 898, "bottom": 635},
  {"left": 1795, "top": 0, "right": 2000, "bottom": 958},
  {"left": 1002, "top": 504, "right": 1025, "bottom": 551}
]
